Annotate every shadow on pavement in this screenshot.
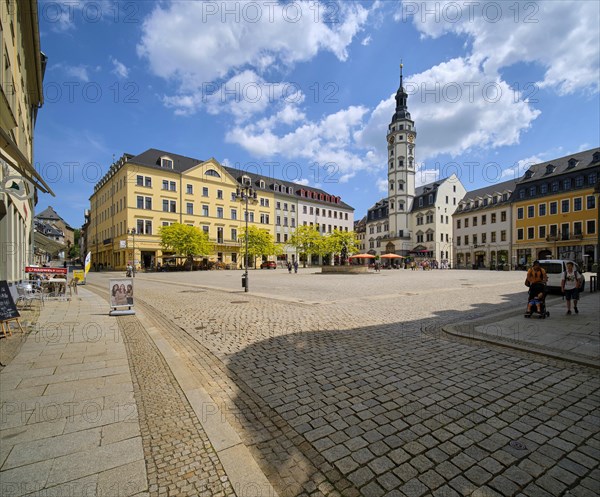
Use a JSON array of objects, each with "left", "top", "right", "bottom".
[{"left": 224, "top": 293, "right": 599, "bottom": 497}]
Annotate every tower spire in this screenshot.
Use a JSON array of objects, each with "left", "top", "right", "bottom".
[
  {"left": 391, "top": 61, "right": 410, "bottom": 123},
  {"left": 400, "top": 60, "right": 403, "bottom": 89}
]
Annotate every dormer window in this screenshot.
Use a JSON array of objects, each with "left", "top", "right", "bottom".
[
  {"left": 567, "top": 158, "right": 578, "bottom": 169},
  {"left": 545, "top": 164, "right": 555, "bottom": 175},
  {"left": 428, "top": 194, "right": 433, "bottom": 204},
  {"left": 161, "top": 157, "right": 174, "bottom": 169},
  {"left": 592, "top": 152, "right": 600, "bottom": 163},
  {"left": 288, "top": 187, "right": 293, "bottom": 194},
  {"left": 525, "top": 170, "right": 534, "bottom": 179},
  {"left": 259, "top": 180, "right": 265, "bottom": 188}
]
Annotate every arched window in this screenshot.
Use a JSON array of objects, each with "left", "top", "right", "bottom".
[
  {"left": 205, "top": 169, "right": 221, "bottom": 178},
  {"left": 160, "top": 157, "right": 174, "bottom": 169}
]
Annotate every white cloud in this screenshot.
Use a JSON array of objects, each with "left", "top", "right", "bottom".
[
  {"left": 227, "top": 54, "right": 541, "bottom": 186},
  {"left": 376, "top": 178, "right": 388, "bottom": 193},
  {"left": 64, "top": 64, "right": 90, "bottom": 82},
  {"left": 501, "top": 153, "right": 548, "bottom": 181},
  {"left": 137, "top": 0, "right": 371, "bottom": 116},
  {"left": 163, "top": 70, "right": 306, "bottom": 119},
  {"left": 226, "top": 105, "right": 372, "bottom": 182},
  {"left": 40, "top": 0, "right": 117, "bottom": 33},
  {"left": 361, "top": 35, "right": 372, "bottom": 46},
  {"left": 110, "top": 57, "right": 129, "bottom": 78},
  {"left": 402, "top": 0, "right": 599, "bottom": 95},
  {"left": 356, "top": 57, "right": 541, "bottom": 165}
]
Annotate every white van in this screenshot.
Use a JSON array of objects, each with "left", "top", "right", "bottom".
[{"left": 537, "top": 260, "right": 585, "bottom": 293}]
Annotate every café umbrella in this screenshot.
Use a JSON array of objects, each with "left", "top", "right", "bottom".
[
  {"left": 349, "top": 253, "right": 376, "bottom": 259},
  {"left": 380, "top": 253, "right": 404, "bottom": 259}
]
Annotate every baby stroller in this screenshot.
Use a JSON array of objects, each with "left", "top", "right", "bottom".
[{"left": 525, "top": 282, "right": 549, "bottom": 319}]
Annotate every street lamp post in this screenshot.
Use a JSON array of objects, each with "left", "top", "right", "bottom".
[
  {"left": 236, "top": 178, "right": 257, "bottom": 292},
  {"left": 129, "top": 228, "right": 136, "bottom": 278}
]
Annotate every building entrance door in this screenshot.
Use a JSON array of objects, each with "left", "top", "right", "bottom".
[
  {"left": 141, "top": 251, "right": 155, "bottom": 270},
  {"left": 475, "top": 252, "right": 486, "bottom": 268}
]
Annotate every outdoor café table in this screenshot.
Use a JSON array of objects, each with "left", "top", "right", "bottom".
[{"left": 41, "top": 278, "right": 67, "bottom": 299}]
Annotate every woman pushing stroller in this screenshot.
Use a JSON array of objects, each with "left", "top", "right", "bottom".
[{"left": 525, "top": 260, "right": 549, "bottom": 318}]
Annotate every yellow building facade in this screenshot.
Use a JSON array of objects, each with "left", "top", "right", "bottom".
[
  {"left": 512, "top": 149, "right": 599, "bottom": 270},
  {"left": 88, "top": 149, "right": 276, "bottom": 270},
  {"left": 1, "top": 0, "right": 53, "bottom": 285}
]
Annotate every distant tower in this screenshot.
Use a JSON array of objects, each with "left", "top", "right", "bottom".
[{"left": 387, "top": 62, "right": 416, "bottom": 241}]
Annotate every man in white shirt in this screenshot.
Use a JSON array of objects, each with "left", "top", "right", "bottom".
[{"left": 561, "top": 261, "right": 580, "bottom": 315}]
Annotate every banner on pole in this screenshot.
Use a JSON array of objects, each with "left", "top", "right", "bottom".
[{"left": 84, "top": 252, "right": 91, "bottom": 275}]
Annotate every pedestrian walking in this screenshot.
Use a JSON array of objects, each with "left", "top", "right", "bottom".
[
  {"left": 525, "top": 260, "right": 548, "bottom": 287},
  {"left": 561, "top": 261, "right": 581, "bottom": 315},
  {"left": 287, "top": 261, "right": 292, "bottom": 273},
  {"left": 293, "top": 260, "right": 298, "bottom": 273}
]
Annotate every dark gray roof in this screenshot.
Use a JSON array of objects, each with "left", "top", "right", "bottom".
[
  {"left": 34, "top": 220, "right": 63, "bottom": 237},
  {"left": 35, "top": 206, "right": 63, "bottom": 221},
  {"left": 455, "top": 178, "right": 516, "bottom": 214},
  {"left": 129, "top": 149, "right": 204, "bottom": 173},
  {"left": 411, "top": 179, "right": 444, "bottom": 212},
  {"left": 113, "top": 148, "right": 354, "bottom": 210},
  {"left": 459, "top": 178, "right": 518, "bottom": 202},
  {"left": 517, "top": 148, "right": 600, "bottom": 184},
  {"left": 367, "top": 198, "right": 389, "bottom": 221},
  {"left": 367, "top": 198, "right": 388, "bottom": 212},
  {"left": 223, "top": 165, "right": 354, "bottom": 210}
]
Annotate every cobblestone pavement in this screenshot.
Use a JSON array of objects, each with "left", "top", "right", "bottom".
[
  {"left": 90, "top": 288, "right": 236, "bottom": 497},
  {"left": 89, "top": 271, "right": 600, "bottom": 497}
]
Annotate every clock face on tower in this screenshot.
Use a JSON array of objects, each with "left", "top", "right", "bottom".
[{"left": 407, "top": 134, "right": 415, "bottom": 143}]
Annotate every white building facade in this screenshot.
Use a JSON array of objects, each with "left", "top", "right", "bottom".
[
  {"left": 453, "top": 179, "right": 516, "bottom": 269},
  {"left": 412, "top": 176, "right": 466, "bottom": 263},
  {"left": 364, "top": 66, "right": 466, "bottom": 264}
]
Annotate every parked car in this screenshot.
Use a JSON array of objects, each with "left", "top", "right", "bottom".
[
  {"left": 537, "top": 259, "right": 585, "bottom": 293},
  {"left": 260, "top": 261, "right": 277, "bottom": 269}
]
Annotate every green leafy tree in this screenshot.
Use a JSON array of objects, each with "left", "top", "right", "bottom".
[
  {"left": 67, "top": 230, "right": 81, "bottom": 260},
  {"left": 239, "top": 226, "right": 281, "bottom": 268},
  {"left": 159, "top": 223, "right": 213, "bottom": 270},
  {"left": 324, "top": 229, "right": 359, "bottom": 265},
  {"left": 288, "top": 225, "right": 323, "bottom": 267}
]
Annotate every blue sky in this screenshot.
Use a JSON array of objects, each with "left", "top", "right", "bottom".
[{"left": 34, "top": 0, "right": 600, "bottom": 228}]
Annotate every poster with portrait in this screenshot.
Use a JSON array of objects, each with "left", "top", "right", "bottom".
[{"left": 109, "top": 278, "right": 134, "bottom": 308}]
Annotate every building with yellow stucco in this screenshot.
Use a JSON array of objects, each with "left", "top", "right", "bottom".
[
  {"left": 1, "top": 0, "right": 53, "bottom": 285},
  {"left": 512, "top": 148, "right": 599, "bottom": 270},
  {"left": 88, "top": 149, "right": 354, "bottom": 270}
]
